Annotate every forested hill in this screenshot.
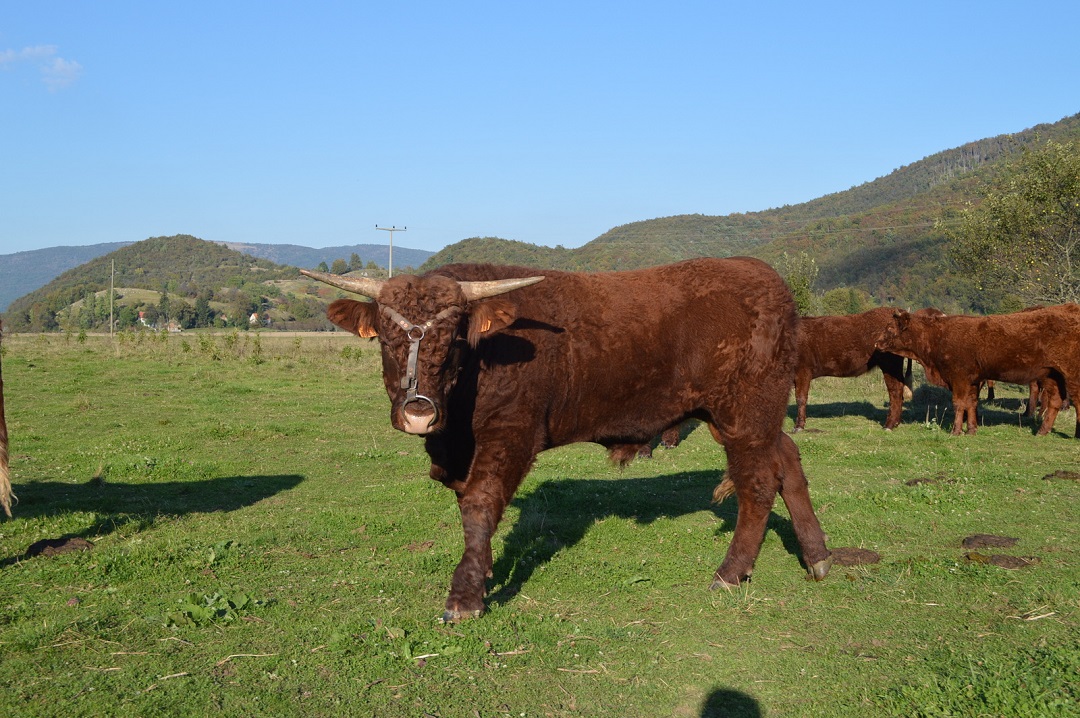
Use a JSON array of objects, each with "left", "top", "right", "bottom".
[
  {"left": 422, "top": 112, "right": 1080, "bottom": 310},
  {"left": 0, "top": 242, "right": 132, "bottom": 313},
  {"left": 4, "top": 235, "right": 297, "bottom": 328}
]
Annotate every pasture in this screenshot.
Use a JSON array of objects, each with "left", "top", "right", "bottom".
[{"left": 0, "top": 330, "right": 1077, "bottom": 717}]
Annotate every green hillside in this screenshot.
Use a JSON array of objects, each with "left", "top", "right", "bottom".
[
  {"left": 3, "top": 235, "right": 334, "bottom": 332},
  {"left": 423, "top": 112, "right": 1080, "bottom": 311}
]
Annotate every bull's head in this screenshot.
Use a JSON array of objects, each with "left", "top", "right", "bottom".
[
  {"left": 874, "top": 309, "right": 912, "bottom": 355},
  {"left": 301, "top": 269, "right": 544, "bottom": 435}
]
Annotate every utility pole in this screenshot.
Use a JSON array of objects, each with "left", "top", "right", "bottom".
[{"left": 375, "top": 225, "right": 406, "bottom": 278}]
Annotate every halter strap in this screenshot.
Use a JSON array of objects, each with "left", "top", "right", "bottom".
[{"left": 379, "top": 305, "right": 460, "bottom": 427}]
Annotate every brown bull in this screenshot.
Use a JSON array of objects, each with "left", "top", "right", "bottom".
[
  {"left": 304, "top": 258, "right": 832, "bottom": 621},
  {"left": 0, "top": 320, "right": 11, "bottom": 518},
  {"left": 875, "top": 305, "right": 1080, "bottom": 436}
]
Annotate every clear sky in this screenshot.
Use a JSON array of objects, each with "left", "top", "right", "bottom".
[{"left": 3, "top": 1, "right": 1078, "bottom": 256}]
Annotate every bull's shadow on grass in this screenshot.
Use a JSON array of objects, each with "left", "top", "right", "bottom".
[
  {"left": 486, "top": 470, "right": 803, "bottom": 609},
  {"left": 787, "top": 398, "right": 891, "bottom": 428},
  {"left": 701, "top": 688, "right": 763, "bottom": 718},
  {"left": 0, "top": 474, "right": 303, "bottom": 566}
]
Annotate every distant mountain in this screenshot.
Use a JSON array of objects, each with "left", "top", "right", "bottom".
[
  {"left": 0, "top": 240, "right": 434, "bottom": 313},
  {"left": 217, "top": 242, "right": 434, "bottom": 273},
  {"left": 0, "top": 243, "right": 132, "bottom": 312},
  {"left": 422, "top": 112, "right": 1080, "bottom": 311}
]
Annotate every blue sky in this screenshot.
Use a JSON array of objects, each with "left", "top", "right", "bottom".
[{"left": 3, "top": 1, "right": 1078, "bottom": 256}]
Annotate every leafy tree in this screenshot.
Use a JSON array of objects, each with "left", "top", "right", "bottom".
[
  {"left": 821, "top": 287, "right": 876, "bottom": 315},
  {"left": 158, "top": 288, "right": 172, "bottom": 323},
  {"left": 143, "top": 304, "right": 160, "bottom": 327},
  {"left": 317, "top": 261, "right": 330, "bottom": 273},
  {"left": 349, "top": 252, "right": 362, "bottom": 271},
  {"left": 948, "top": 139, "right": 1080, "bottom": 306},
  {"left": 194, "top": 296, "right": 214, "bottom": 327},
  {"left": 779, "top": 251, "right": 819, "bottom": 315},
  {"left": 330, "top": 258, "right": 348, "bottom": 275},
  {"left": 117, "top": 305, "right": 140, "bottom": 329}
]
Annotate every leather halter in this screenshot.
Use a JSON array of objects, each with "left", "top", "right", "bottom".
[{"left": 381, "top": 305, "right": 459, "bottom": 423}]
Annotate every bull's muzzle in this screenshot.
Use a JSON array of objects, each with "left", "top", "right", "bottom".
[{"left": 399, "top": 395, "right": 440, "bottom": 435}]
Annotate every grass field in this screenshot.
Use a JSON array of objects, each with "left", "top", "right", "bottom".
[{"left": 0, "top": 330, "right": 1077, "bottom": 717}]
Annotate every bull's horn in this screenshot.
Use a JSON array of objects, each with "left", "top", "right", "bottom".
[
  {"left": 459, "top": 276, "right": 545, "bottom": 301},
  {"left": 299, "top": 269, "right": 385, "bottom": 299}
]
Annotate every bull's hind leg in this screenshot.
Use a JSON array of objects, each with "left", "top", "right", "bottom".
[
  {"left": 707, "top": 434, "right": 782, "bottom": 589},
  {"left": 775, "top": 433, "right": 831, "bottom": 579},
  {"left": 1035, "top": 377, "right": 1063, "bottom": 436}
]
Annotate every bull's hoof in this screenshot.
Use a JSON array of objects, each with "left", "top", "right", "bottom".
[
  {"left": 709, "top": 577, "right": 740, "bottom": 591},
  {"left": 709, "top": 571, "right": 749, "bottom": 591},
  {"left": 806, "top": 554, "right": 833, "bottom": 582},
  {"left": 440, "top": 608, "right": 484, "bottom": 624}
]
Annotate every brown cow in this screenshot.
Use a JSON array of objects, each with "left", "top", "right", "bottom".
[
  {"left": 304, "top": 258, "right": 832, "bottom": 621},
  {"left": 793, "top": 307, "right": 945, "bottom": 432},
  {"left": 875, "top": 305, "right": 1080, "bottom": 436},
  {"left": 0, "top": 319, "right": 11, "bottom": 518}
]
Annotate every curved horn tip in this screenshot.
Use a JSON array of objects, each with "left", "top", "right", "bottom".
[{"left": 459, "top": 275, "right": 546, "bottom": 301}]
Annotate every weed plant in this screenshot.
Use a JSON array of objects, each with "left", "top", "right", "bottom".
[{"left": 0, "top": 333, "right": 1077, "bottom": 717}]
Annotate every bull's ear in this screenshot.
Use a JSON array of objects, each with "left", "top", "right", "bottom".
[
  {"left": 327, "top": 299, "right": 379, "bottom": 338},
  {"left": 467, "top": 298, "right": 516, "bottom": 347}
]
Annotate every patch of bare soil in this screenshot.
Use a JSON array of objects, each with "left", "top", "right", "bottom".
[
  {"left": 963, "top": 552, "right": 1039, "bottom": 569},
  {"left": 25, "top": 536, "right": 94, "bottom": 558},
  {"left": 830, "top": 547, "right": 881, "bottom": 566},
  {"left": 962, "top": 534, "right": 1019, "bottom": 549},
  {"left": 1043, "top": 469, "right": 1080, "bottom": 481}
]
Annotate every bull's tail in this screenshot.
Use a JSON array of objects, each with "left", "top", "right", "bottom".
[
  {"left": 0, "top": 418, "right": 10, "bottom": 519},
  {"left": 712, "top": 476, "right": 736, "bottom": 504},
  {"left": 0, "top": 324, "right": 12, "bottom": 518},
  {"left": 902, "top": 357, "right": 914, "bottom": 401}
]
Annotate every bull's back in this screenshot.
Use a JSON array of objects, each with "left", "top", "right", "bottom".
[{"left": 445, "top": 258, "right": 798, "bottom": 443}]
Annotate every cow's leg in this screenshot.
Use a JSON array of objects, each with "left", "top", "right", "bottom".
[
  {"left": 443, "top": 444, "right": 533, "bottom": 622},
  {"left": 1024, "top": 381, "right": 1039, "bottom": 418},
  {"left": 793, "top": 369, "right": 811, "bottom": 432},
  {"left": 660, "top": 424, "right": 682, "bottom": 448},
  {"left": 709, "top": 438, "right": 778, "bottom": 588},
  {"left": 951, "top": 385, "right": 978, "bottom": 435},
  {"left": 774, "top": 432, "right": 831, "bottom": 579},
  {"left": 1036, "top": 378, "right": 1064, "bottom": 436},
  {"left": 881, "top": 372, "right": 906, "bottom": 430},
  {"left": 877, "top": 353, "right": 907, "bottom": 430}
]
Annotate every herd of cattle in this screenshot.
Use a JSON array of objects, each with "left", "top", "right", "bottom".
[
  {"left": 0, "top": 260, "right": 1074, "bottom": 621},
  {"left": 302, "top": 257, "right": 1079, "bottom": 621}
]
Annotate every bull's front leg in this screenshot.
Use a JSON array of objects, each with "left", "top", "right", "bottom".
[{"left": 443, "top": 443, "right": 534, "bottom": 623}]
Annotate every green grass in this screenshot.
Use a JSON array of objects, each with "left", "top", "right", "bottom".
[{"left": 1, "top": 333, "right": 1078, "bottom": 717}]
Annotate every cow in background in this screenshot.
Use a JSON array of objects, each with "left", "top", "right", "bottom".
[
  {"left": 305, "top": 258, "right": 832, "bottom": 621},
  {"left": 875, "top": 305, "right": 1080, "bottom": 436},
  {"left": 0, "top": 320, "right": 12, "bottom": 518},
  {"left": 793, "top": 307, "right": 944, "bottom": 431}
]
